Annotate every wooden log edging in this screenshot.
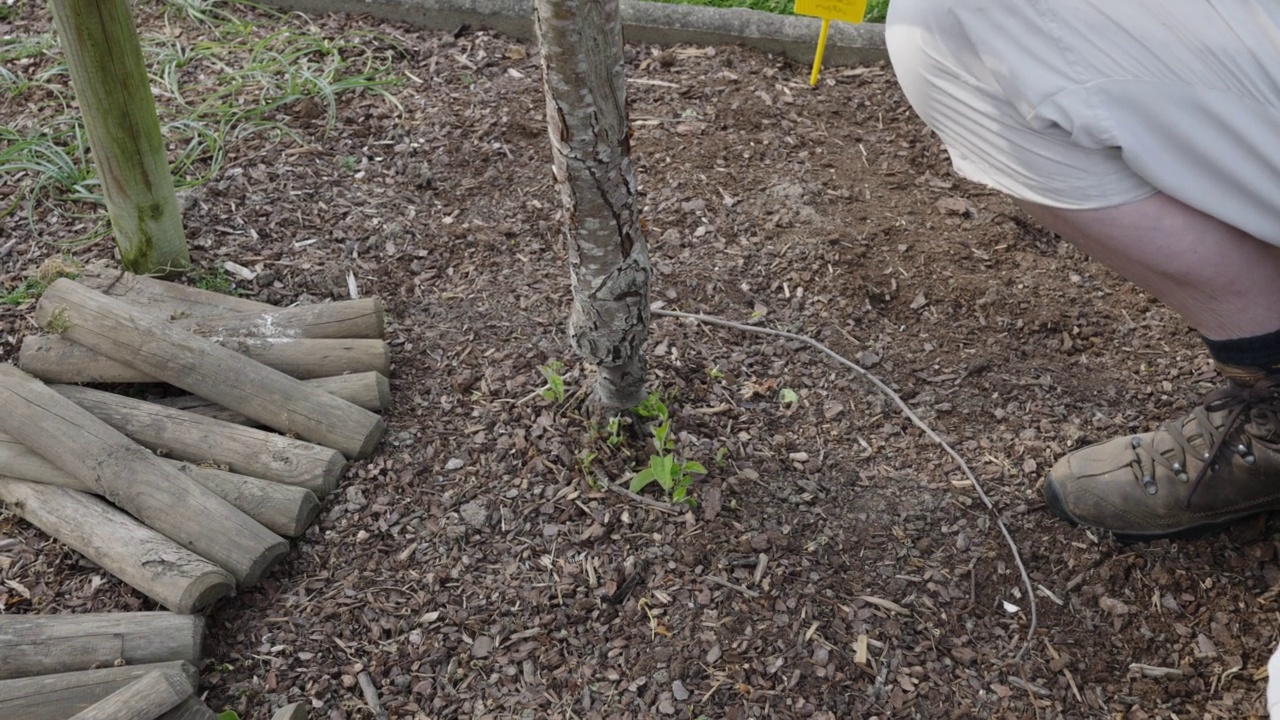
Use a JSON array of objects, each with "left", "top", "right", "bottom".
[
  {"left": 0, "top": 364, "right": 288, "bottom": 585},
  {"left": 0, "top": 435, "right": 320, "bottom": 536},
  {"left": 181, "top": 297, "right": 384, "bottom": 339},
  {"left": 0, "top": 479, "right": 234, "bottom": 612},
  {"left": 19, "top": 335, "right": 391, "bottom": 383},
  {"left": 0, "top": 661, "right": 196, "bottom": 720},
  {"left": 76, "top": 264, "right": 270, "bottom": 318},
  {"left": 0, "top": 613, "right": 203, "bottom": 681},
  {"left": 158, "top": 372, "right": 392, "bottom": 422},
  {"left": 48, "top": 385, "right": 346, "bottom": 496},
  {"left": 68, "top": 668, "right": 192, "bottom": 720},
  {"left": 35, "top": 279, "right": 386, "bottom": 458}
]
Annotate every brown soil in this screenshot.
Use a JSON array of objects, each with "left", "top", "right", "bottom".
[{"left": 2, "top": 4, "right": 1277, "bottom": 719}]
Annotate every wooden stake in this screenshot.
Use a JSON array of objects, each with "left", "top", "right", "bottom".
[
  {"left": 158, "top": 372, "right": 391, "bottom": 423},
  {"left": 0, "top": 661, "right": 196, "bottom": 720},
  {"left": 0, "top": 364, "right": 288, "bottom": 585},
  {"left": 20, "top": 335, "right": 391, "bottom": 383},
  {"left": 48, "top": 385, "right": 346, "bottom": 495},
  {"left": 0, "top": 479, "right": 233, "bottom": 612},
  {"left": 46, "top": 0, "right": 189, "bottom": 273},
  {"left": 77, "top": 263, "right": 268, "bottom": 318},
  {"left": 68, "top": 668, "right": 192, "bottom": 720},
  {"left": 35, "top": 279, "right": 385, "bottom": 457},
  {"left": 0, "top": 613, "right": 203, "bottom": 681},
  {"left": 0, "top": 435, "right": 320, "bottom": 536}
]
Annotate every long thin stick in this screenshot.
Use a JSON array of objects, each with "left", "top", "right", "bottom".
[{"left": 653, "top": 307, "right": 1037, "bottom": 663}]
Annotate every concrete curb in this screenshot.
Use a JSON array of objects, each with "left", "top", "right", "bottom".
[{"left": 258, "top": 0, "right": 888, "bottom": 67}]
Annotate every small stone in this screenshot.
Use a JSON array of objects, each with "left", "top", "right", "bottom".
[
  {"left": 702, "top": 487, "right": 723, "bottom": 522},
  {"left": 672, "top": 680, "right": 690, "bottom": 701},
  {"left": 445, "top": 458, "right": 465, "bottom": 471},
  {"left": 955, "top": 533, "right": 971, "bottom": 552},
  {"left": 811, "top": 646, "right": 830, "bottom": 665},
  {"left": 657, "top": 693, "right": 676, "bottom": 715},
  {"left": 542, "top": 523, "right": 560, "bottom": 538},
  {"left": 857, "top": 351, "right": 881, "bottom": 368},
  {"left": 340, "top": 674, "right": 356, "bottom": 689},
  {"left": 344, "top": 486, "right": 366, "bottom": 508},
  {"left": 1195, "top": 633, "right": 1217, "bottom": 658},
  {"left": 471, "top": 635, "right": 494, "bottom": 658},
  {"left": 706, "top": 645, "right": 722, "bottom": 664},
  {"left": 750, "top": 533, "right": 770, "bottom": 551},
  {"left": 950, "top": 647, "right": 978, "bottom": 665},
  {"left": 1099, "top": 597, "right": 1130, "bottom": 615},
  {"left": 459, "top": 501, "right": 488, "bottom": 529}
]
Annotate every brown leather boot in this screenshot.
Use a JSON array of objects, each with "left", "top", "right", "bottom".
[{"left": 1044, "top": 364, "right": 1280, "bottom": 538}]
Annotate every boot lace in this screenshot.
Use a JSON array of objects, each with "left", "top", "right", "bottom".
[{"left": 1127, "top": 377, "right": 1280, "bottom": 507}]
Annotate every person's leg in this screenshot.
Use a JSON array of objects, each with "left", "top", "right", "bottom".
[
  {"left": 1017, "top": 194, "right": 1280, "bottom": 341},
  {"left": 885, "top": 0, "right": 1280, "bottom": 536}
]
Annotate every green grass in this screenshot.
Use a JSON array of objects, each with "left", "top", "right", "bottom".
[
  {"left": 1, "top": 255, "right": 81, "bottom": 306},
  {"left": 0, "top": 0, "right": 406, "bottom": 247},
  {"left": 647, "top": 0, "right": 889, "bottom": 22},
  {"left": 190, "top": 265, "right": 239, "bottom": 295}
]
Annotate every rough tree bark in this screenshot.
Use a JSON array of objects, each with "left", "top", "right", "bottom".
[{"left": 533, "top": 0, "right": 651, "bottom": 414}]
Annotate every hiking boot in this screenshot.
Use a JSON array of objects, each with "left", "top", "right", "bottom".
[{"left": 1043, "top": 364, "right": 1280, "bottom": 538}]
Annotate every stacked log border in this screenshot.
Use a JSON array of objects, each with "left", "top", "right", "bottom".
[
  {"left": 0, "top": 269, "right": 387, "bottom": 719},
  {"left": 0, "top": 613, "right": 214, "bottom": 719}
]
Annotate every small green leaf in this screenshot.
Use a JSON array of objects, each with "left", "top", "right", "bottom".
[
  {"left": 682, "top": 460, "right": 708, "bottom": 475},
  {"left": 216, "top": 712, "right": 241, "bottom": 720},
  {"left": 779, "top": 388, "right": 799, "bottom": 404},
  {"left": 629, "top": 468, "right": 656, "bottom": 493},
  {"left": 651, "top": 455, "right": 676, "bottom": 490}
]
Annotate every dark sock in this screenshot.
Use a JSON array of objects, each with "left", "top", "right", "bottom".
[{"left": 1202, "top": 327, "right": 1280, "bottom": 374}]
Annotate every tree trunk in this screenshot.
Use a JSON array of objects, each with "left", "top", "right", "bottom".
[
  {"left": 533, "top": 0, "right": 651, "bottom": 414},
  {"left": 46, "top": 0, "right": 190, "bottom": 274}
]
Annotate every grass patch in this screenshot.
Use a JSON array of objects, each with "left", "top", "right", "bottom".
[
  {"left": 190, "top": 265, "right": 240, "bottom": 296},
  {"left": 646, "top": 0, "right": 888, "bottom": 22},
  {"left": 0, "top": 0, "right": 406, "bottom": 247},
  {"left": 1, "top": 255, "right": 81, "bottom": 306}
]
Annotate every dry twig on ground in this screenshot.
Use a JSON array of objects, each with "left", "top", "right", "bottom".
[{"left": 653, "top": 307, "right": 1039, "bottom": 663}]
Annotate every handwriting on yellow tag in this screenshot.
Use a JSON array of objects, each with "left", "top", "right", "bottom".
[{"left": 793, "top": 0, "right": 866, "bottom": 25}]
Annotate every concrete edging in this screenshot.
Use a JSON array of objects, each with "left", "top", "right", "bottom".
[{"left": 257, "top": 0, "right": 889, "bottom": 67}]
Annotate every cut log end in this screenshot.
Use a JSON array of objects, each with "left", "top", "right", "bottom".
[
  {"left": 288, "top": 490, "right": 321, "bottom": 537},
  {"left": 353, "top": 417, "right": 387, "bottom": 460},
  {"left": 374, "top": 373, "right": 391, "bottom": 409},
  {"left": 241, "top": 537, "right": 291, "bottom": 589},
  {"left": 315, "top": 452, "right": 347, "bottom": 497},
  {"left": 178, "top": 569, "right": 237, "bottom": 615}
]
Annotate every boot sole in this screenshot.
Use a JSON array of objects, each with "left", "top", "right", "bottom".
[{"left": 1043, "top": 472, "right": 1268, "bottom": 543}]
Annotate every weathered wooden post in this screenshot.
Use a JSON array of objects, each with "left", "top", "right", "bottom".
[{"left": 47, "top": 0, "right": 190, "bottom": 274}]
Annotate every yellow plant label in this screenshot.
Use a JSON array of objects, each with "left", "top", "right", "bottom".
[{"left": 793, "top": 0, "right": 867, "bottom": 24}]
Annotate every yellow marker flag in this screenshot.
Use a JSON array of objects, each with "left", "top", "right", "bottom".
[{"left": 793, "top": 0, "right": 867, "bottom": 86}]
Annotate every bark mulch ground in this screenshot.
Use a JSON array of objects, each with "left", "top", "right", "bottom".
[{"left": 2, "top": 3, "right": 1277, "bottom": 719}]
